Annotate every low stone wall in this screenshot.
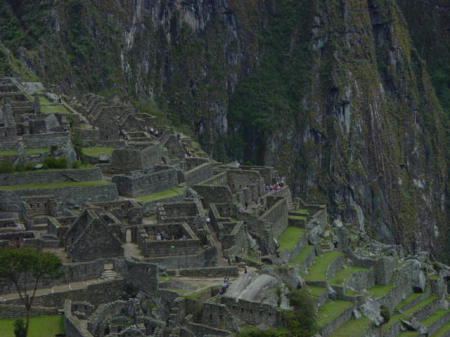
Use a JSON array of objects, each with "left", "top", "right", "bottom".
[
  {"left": 65, "top": 300, "right": 94, "bottom": 337},
  {"left": 320, "top": 305, "right": 353, "bottom": 337},
  {"left": 11, "top": 183, "right": 118, "bottom": 204},
  {"left": 141, "top": 192, "right": 186, "bottom": 215},
  {"left": 177, "top": 266, "right": 239, "bottom": 278},
  {"left": 6, "top": 279, "right": 126, "bottom": 308},
  {"left": 0, "top": 304, "right": 58, "bottom": 319},
  {"left": 146, "top": 246, "right": 217, "bottom": 269},
  {"left": 326, "top": 254, "right": 345, "bottom": 279},
  {"left": 187, "top": 322, "right": 230, "bottom": 337},
  {"left": 0, "top": 168, "right": 102, "bottom": 186},
  {"left": 0, "top": 259, "right": 105, "bottom": 295},
  {"left": 185, "top": 162, "right": 214, "bottom": 186}
]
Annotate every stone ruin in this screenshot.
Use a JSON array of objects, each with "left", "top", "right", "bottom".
[{"left": 0, "top": 77, "right": 448, "bottom": 337}]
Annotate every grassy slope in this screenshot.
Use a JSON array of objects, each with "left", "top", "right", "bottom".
[{"left": 0, "top": 315, "right": 64, "bottom": 337}]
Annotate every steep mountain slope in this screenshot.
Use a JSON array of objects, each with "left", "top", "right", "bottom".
[{"left": 0, "top": 0, "right": 447, "bottom": 260}]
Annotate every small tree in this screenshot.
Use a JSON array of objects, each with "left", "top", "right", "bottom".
[
  {"left": 284, "top": 289, "right": 318, "bottom": 337},
  {"left": 0, "top": 247, "right": 63, "bottom": 336}
]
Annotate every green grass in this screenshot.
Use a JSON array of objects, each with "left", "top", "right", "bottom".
[
  {"left": 329, "top": 266, "right": 369, "bottom": 286},
  {"left": 329, "top": 317, "right": 371, "bottom": 337},
  {"left": 136, "top": 186, "right": 186, "bottom": 203},
  {"left": 0, "top": 148, "right": 48, "bottom": 156},
  {"left": 399, "top": 292, "right": 425, "bottom": 309},
  {"left": 303, "top": 251, "right": 343, "bottom": 282},
  {"left": 307, "top": 285, "right": 326, "bottom": 297},
  {"left": 383, "top": 312, "right": 405, "bottom": 330},
  {"left": 0, "top": 180, "right": 109, "bottom": 190},
  {"left": 0, "top": 315, "right": 64, "bottom": 337},
  {"left": 404, "top": 295, "right": 437, "bottom": 315},
  {"left": 288, "top": 215, "right": 307, "bottom": 221},
  {"left": 399, "top": 332, "right": 419, "bottom": 337},
  {"left": 367, "top": 284, "right": 393, "bottom": 298},
  {"left": 38, "top": 95, "right": 52, "bottom": 105},
  {"left": 40, "top": 104, "right": 69, "bottom": 114},
  {"left": 421, "top": 309, "right": 449, "bottom": 327},
  {"left": 289, "top": 245, "right": 314, "bottom": 265},
  {"left": 277, "top": 226, "right": 304, "bottom": 250},
  {"left": 431, "top": 322, "right": 450, "bottom": 337},
  {"left": 317, "top": 300, "right": 353, "bottom": 328},
  {"left": 291, "top": 208, "right": 309, "bottom": 215},
  {"left": 82, "top": 147, "right": 115, "bottom": 157}
]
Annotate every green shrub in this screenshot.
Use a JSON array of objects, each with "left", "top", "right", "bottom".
[
  {"left": 284, "top": 289, "right": 318, "bottom": 337},
  {"left": 14, "top": 318, "right": 26, "bottom": 337},
  {"left": 380, "top": 305, "right": 390, "bottom": 324},
  {"left": 43, "top": 157, "right": 68, "bottom": 169},
  {"left": 15, "top": 163, "right": 35, "bottom": 172},
  {"left": 72, "top": 160, "right": 82, "bottom": 169},
  {"left": 0, "top": 160, "right": 14, "bottom": 173}
]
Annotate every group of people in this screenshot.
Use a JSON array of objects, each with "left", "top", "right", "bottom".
[{"left": 265, "top": 180, "right": 285, "bottom": 192}]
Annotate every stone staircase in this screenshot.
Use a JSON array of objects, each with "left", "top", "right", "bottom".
[{"left": 100, "top": 263, "right": 119, "bottom": 280}]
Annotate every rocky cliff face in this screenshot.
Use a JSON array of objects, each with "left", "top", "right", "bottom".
[{"left": 0, "top": 0, "right": 448, "bottom": 260}]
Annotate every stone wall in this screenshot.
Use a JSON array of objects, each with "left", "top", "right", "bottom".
[
  {"left": 0, "top": 259, "right": 105, "bottom": 295},
  {"left": 259, "top": 198, "right": 288, "bottom": 238},
  {"left": 6, "top": 279, "right": 126, "bottom": 308},
  {"left": 221, "top": 297, "right": 281, "bottom": 327},
  {"left": 23, "top": 132, "right": 70, "bottom": 149},
  {"left": 177, "top": 266, "right": 239, "bottom": 278},
  {"left": 186, "top": 322, "right": 230, "bottom": 337},
  {"left": 185, "top": 162, "right": 214, "bottom": 186},
  {"left": 65, "top": 300, "right": 95, "bottom": 337},
  {"left": 11, "top": 183, "right": 118, "bottom": 205},
  {"left": 124, "top": 259, "right": 159, "bottom": 294},
  {"left": 320, "top": 305, "right": 353, "bottom": 337},
  {"left": 146, "top": 246, "right": 217, "bottom": 269},
  {"left": 0, "top": 168, "right": 102, "bottom": 186},
  {"left": 192, "top": 185, "right": 233, "bottom": 206},
  {"left": 112, "top": 167, "right": 178, "bottom": 197}
]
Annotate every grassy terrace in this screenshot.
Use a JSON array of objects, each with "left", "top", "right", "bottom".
[
  {"left": 307, "top": 285, "right": 326, "bottom": 298},
  {"left": 136, "top": 186, "right": 186, "bottom": 203},
  {"left": 422, "top": 309, "right": 450, "bottom": 327},
  {"left": 0, "top": 148, "right": 48, "bottom": 156},
  {"left": 329, "top": 317, "right": 371, "bottom": 337},
  {"left": 0, "top": 180, "right": 108, "bottom": 190},
  {"left": 399, "top": 292, "right": 425, "bottom": 309},
  {"left": 0, "top": 315, "right": 64, "bottom": 337},
  {"left": 404, "top": 295, "right": 437, "bottom": 315},
  {"left": 40, "top": 104, "right": 70, "bottom": 114},
  {"left": 303, "top": 251, "right": 343, "bottom": 282},
  {"left": 291, "top": 208, "right": 309, "bottom": 215},
  {"left": 82, "top": 147, "right": 115, "bottom": 157},
  {"left": 277, "top": 226, "right": 304, "bottom": 250},
  {"left": 367, "top": 284, "right": 393, "bottom": 298},
  {"left": 317, "top": 300, "right": 353, "bottom": 328},
  {"left": 38, "top": 95, "right": 52, "bottom": 105},
  {"left": 289, "top": 245, "right": 314, "bottom": 265},
  {"left": 431, "top": 322, "right": 450, "bottom": 337},
  {"left": 329, "top": 266, "right": 369, "bottom": 286}
]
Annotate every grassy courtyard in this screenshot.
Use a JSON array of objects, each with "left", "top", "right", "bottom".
[
  {"left": 0, "top": 315, "right": 64, "bottom": 337},
  {"left": 82, "top": 147, "right": 115, "bottom": 157},
  {"left": 136, "top": 186, "right": 186, "bottom": 203},
  {"left": 277, "top": 226, "right": 304, "bottom": 251}
]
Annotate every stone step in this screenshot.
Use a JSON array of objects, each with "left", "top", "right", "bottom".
[
  {"left": 421, "top": 309, "right": 450, "bottom": 336},
  {"left": 399, "top": 292, "right": 431, "bottom": 312},
  {"left": 403, "top": 295, "right": 439, "bottom": 321}
]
